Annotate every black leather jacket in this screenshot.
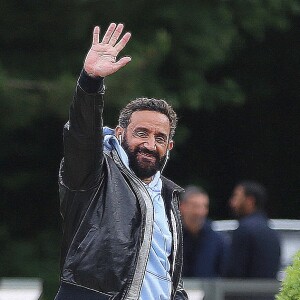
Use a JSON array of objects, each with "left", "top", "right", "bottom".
[{"left": 58, "top": 72, "right": 188, "bottom": 300}]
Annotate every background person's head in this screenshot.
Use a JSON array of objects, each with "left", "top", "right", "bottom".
[
  {"left": 115, "top": 98, "right": 177, "bottom": 180},
  {"left": 180, "top": 186, "right": 209, "bottom": 234},
  {"left": 229, "top": 180, "right": 267, "bottom": 218}
]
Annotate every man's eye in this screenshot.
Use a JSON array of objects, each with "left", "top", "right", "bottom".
[
  {"left": 155, "top": 137, "right": 167, "bottom": 144},
  {"left": 135, "top": 131, "right": 147, "bottom": 138}
]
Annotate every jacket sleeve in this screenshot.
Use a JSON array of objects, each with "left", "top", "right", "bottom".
[
  {"left": 174, "top": 278, "right": 189, "bottom": 300},
  {"left": 59, "top": 70, "right": 105, "bottom": 191}
]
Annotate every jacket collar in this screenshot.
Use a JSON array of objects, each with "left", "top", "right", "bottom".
[
  {"left": 161, "top": 175, "right": 184, "bottom": 194},
  {"left": 161, "top": 176, "right": 184, "bottom": 212}
]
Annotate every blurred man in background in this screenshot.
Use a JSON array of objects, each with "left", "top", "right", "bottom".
[
  {"left": 225, "top": 180, "right": 281, "bottom": 278},
  {"left": 180, "top": 186, "right": 228, "bottom": 278}
]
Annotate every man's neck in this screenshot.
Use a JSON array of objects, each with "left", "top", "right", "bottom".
[
  {"left": 184, "top": 220, "right": 205, "bottom": 235},
  {"left": 142, "top": 177, "right": 153, "bottom": 184}
]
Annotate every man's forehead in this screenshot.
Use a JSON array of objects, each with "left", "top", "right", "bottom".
[
  {"left": 234, "top": 186, "right": 245, "bottom": 193},
  {"left": 128, "top": 110, "right": 171, "bottom": 132},
  {"left": 189, "top": 193, "right": 209, "bottom": 204}
]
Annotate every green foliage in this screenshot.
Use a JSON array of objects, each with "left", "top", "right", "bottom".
[
  {"left": 276, "top": 251, "right": 300, "bottom": 300},
  {"left": 1, "top": 0, "right": 299, "bottom": 110},
  {"left": 0, "top": 63, "right": 76, "bottom": 131},
  {"left": 0, "top": 68, "right": 74, "bottom": 131}
]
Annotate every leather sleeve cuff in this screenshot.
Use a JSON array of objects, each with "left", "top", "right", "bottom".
[{"left": 78, "top": 69, "right": 104, "bottom": 94}]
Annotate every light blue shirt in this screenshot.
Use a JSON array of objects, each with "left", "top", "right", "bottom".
[
  {"left": 103, "top": 127, "right": 173, "bottom": 300},
  {"left": 140, "top": 172, "right": 172, "bottom": 300}
]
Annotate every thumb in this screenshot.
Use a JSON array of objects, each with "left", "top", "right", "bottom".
[{"left": 115, "top": 56, "right": 132, "bottom": 69}]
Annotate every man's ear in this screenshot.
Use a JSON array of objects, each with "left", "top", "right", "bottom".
[
  {"left": 115, "top": 126, "right": 124, "bottom": 144},
  {"left": 168, "top": 140, "right": 174, "bottom": 151},
  {"left": 246, "top": 195, "right": 256, "bottom": 211},
  {"left": 115, "top": 126, "right": 124, "bottom": 138}
]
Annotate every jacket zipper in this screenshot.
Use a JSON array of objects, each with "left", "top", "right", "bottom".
[{"left": 111, "top": 150, "right": 154, "bottom": 300}]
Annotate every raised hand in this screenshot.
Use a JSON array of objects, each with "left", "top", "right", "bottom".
[{"left": 84, "top": 23, "right": 131, "bottom": 78}]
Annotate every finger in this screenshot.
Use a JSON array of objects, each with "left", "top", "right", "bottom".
[
  {"left": 92, "top": 26, "right": 100, "bottom": 45},
  {"left": 108, "top": 23, "right": 124, "bottom": 46},
  {"left": 102, "top": 23, "right": 117, "bottom": 44},
  {"left": 115, "top": 32, "right": 131, "bottom": 53}
]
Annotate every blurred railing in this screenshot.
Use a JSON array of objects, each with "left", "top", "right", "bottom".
[
  {"left": 0, "top": 278, "right": 42, "bottom": 300},
  {"left": 183, "top": 278, "right": 281, "bottom": 300},
  {"left": 0, "top": 277, "right": 281, "bottom": 300}
]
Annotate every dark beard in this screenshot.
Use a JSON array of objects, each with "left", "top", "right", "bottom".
[{"left": 122, "top": 137, "right": 166, "bottom": 180}]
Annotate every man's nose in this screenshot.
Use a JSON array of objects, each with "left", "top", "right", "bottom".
[
  {"left": 144, "top": 137, "right": 156, "bottom": 150},
  {"left": 229, "top": 197, "right": 235, "bottom": 208}
]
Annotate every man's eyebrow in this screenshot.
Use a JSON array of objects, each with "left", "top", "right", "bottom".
[
  {"left": 155, "top": 132, "right": 168, "bottom": 139},
  {"left": 133, "top": 127, "right": 149, "bottom": 132}
]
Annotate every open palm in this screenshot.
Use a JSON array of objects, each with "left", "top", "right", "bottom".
[{"left": 84, "top": 23, "right": 131, "bottom": 78}]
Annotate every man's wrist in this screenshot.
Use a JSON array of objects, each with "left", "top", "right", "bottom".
[{"left": 78, "top": 69, "right": 104, "bottom": 93}]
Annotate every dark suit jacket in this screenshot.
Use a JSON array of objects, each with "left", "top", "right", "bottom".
[
  {"left": 225, "top": 212, "right": 281, "bottom": 278},
  {"left": 182, "top": 220, "right": 228, "bottom": 278}
]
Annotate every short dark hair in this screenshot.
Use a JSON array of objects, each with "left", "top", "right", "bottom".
[
  {"left": 238, "top": 180, "right": 267, "bottom": 210},
  {"left": 118, "top": 97, "right": 178, "bottom": 139},
  {"left": 181, "top": 185, "right": 208, "bottom": 203}
]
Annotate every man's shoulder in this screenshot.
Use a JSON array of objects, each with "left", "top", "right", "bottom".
[
  {"left": 161, "top": 175, "right": 183, "bottom": 194},
  {"left": 237, "top": 213, "right": 271, "bottom": 237},
  {"left": 240, "top": 212, "right": 268, "bottom": 226},
  {"left": 160, "top": 176, "right": 184, "bottom": 209}
]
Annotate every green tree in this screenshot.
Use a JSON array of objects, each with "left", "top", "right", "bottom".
[{"left": 276, "top": 251, "right": 300, "bottom": 300}]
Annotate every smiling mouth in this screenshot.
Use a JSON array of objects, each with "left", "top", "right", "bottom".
[{"left": 137, "top": 152, "right": 157, "bottom": 161}]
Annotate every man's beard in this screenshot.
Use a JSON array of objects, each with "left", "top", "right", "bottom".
[{"left": 122, "top": 136, "right": 166, "bottom": 180}]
